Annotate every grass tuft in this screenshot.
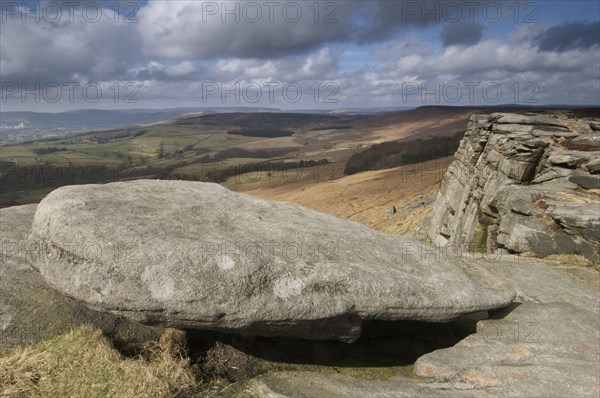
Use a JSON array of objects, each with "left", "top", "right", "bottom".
[{"left": 0, "top": 325, "right": 197, "bottom": 398}]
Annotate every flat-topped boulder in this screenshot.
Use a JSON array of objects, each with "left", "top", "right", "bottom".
[
  {"left": 28, "top": 180, "right": 515, "bottom": 342},
  {"left": 490, "top": 112, "right": 568, "bottom": 128}
]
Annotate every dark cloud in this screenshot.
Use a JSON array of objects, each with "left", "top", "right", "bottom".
[
  {"left": 137, "top": 1, "right": 362, "bottom": 60},
  {"left": 535, "top": 21, "right": 600, "bottom": 52},
  {"left": 440, "top": 22, "right": 484, "bottom": 47},
  {"left": 358, "top": 1, "right": 445, "bottom": 43},
  {"left": 138, "top": 1, "right": 511, "bottom": 60},
  {"left": 357, "top": 0, "right": 507, "bottom": 44}
]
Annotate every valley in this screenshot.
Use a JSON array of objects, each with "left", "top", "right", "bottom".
[{"left": 0, "top": 106, "right": 543, "bottom": 208}]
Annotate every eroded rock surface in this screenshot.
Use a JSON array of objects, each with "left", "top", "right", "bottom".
[
  {"left": 414, "top": 302, "right": 599, "bottom": 397},
  {"left": 428, "top": 112, "right": 600, "bottom": 263},
  {"left": 476, "top": 257, "right": 599, "bottom": 312},
  {"left": 27, "top": 180, "right": 514, "bottom": 342},
  {"left": 0, "top": 205, "right": 162, "bottom": 354},
  {"left": 242, "top": 230, "right": 600, "bottom": 396}
]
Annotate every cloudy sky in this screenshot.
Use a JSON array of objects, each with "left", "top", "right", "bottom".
[{"left": 1, "top": 0, "right": 599, "bottom": 111}]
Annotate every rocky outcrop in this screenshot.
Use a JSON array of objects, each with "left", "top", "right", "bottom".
[
  {"left": 475, "top": 257, "right": 599, "bottom": 312},
  {"left": 246, "top": 258, "right": 600, "bottom": 398},
  {"left": 27, "top": 180, "right": 515, "bottom": 342},
  {"left": 0, "top": 205, "right": 163, "bottom": 354},
  {"left": 414, "top": 302, "right": 600, "bottom": 396},
  {"left": 250, "top": 304, "right": 599, "bottom": 398},
  {"left": 429, "top": 112, "right": 600, "bottom": 263}
]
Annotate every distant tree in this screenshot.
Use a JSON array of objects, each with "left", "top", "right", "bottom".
[
  {"left": 33, "top": 146, "right": 67, "bottom": 155},
  {"left": 344, "top": 132, "right": 463, "bottom": 175}
]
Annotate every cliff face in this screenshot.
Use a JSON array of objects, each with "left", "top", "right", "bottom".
[{"left": 429, "top": 112, "right": 600, "bottom": 263}]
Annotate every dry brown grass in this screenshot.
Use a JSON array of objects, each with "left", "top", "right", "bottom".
[
  {"left": 0, "top": 326, "right": 197, "bottom": 398},
  {"left": 227, "top": 157, "right": 452, "bottom": 237},
  {"left": 544, "top": 254, "right": 598, "bottom": 271}
]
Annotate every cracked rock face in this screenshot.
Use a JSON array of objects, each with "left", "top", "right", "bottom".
[
  {"left": 429, "top": 112, "right": 600, "bottom": 263},
  {"left": 27, "top": 180, "right": 515, "bottom": 342}
]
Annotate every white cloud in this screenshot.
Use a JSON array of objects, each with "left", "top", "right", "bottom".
[
  {"left": 165, "top": 61, "right": 200, "bottom": 78},
  {"left": 1, "top": 2, "right": 598, "bottom": 109}
]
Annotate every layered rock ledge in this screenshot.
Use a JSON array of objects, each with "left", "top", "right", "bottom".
[
  {"left": 27, "top": 180, "right": 514, "bottom": 342},
  {"left": 429, "top": 112, "right": 600, "bottom": 263}
]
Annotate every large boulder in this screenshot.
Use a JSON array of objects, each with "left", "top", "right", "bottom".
[
  {"left": 27, "top": 180, "right": 515, "bottom": 342},
  {"left": 0, "top": 204, "right": 163, "bottom": 354}
]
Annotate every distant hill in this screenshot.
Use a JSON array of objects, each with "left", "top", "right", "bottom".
[
  {"left": 172, "top": 111, "right": 357, "bottom": 130},
  {"left": 0, "top": 107, "right": 280, "bottom": 145}
]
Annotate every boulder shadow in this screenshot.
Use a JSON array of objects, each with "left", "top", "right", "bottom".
[
  {"left": 488, "top": 301, "right": 522, "bottom": 319},
  {"left": 184, "top": 315, "right": 484, "bottom": 381}
]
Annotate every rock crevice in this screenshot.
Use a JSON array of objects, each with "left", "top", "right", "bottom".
[{"left": 429, "top": 112, "right": 600, "bottom": 263}]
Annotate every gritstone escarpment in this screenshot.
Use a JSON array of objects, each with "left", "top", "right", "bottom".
[
  {"left": 26, "top": 180, "right": 514, "bottom": 342},
  {"left": 429, "top": 112, "right": 600, "bottom": 263},
  {"left": 1, "top": 115, "right": 598, "bottom": 397}
]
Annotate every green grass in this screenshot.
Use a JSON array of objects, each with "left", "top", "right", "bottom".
[
  {"left": 1, "top": 123, "right": 311, "bottom": 206},
  {"left": 0, "top": 187, "right": 57, "bottom": 206},
  {"left": 474, "top": 224, "right": 488, "bottom": 253}
]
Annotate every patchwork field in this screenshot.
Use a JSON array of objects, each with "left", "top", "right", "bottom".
[{"left": 0, "top": 107, "right": 477, "bottom": 207}]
